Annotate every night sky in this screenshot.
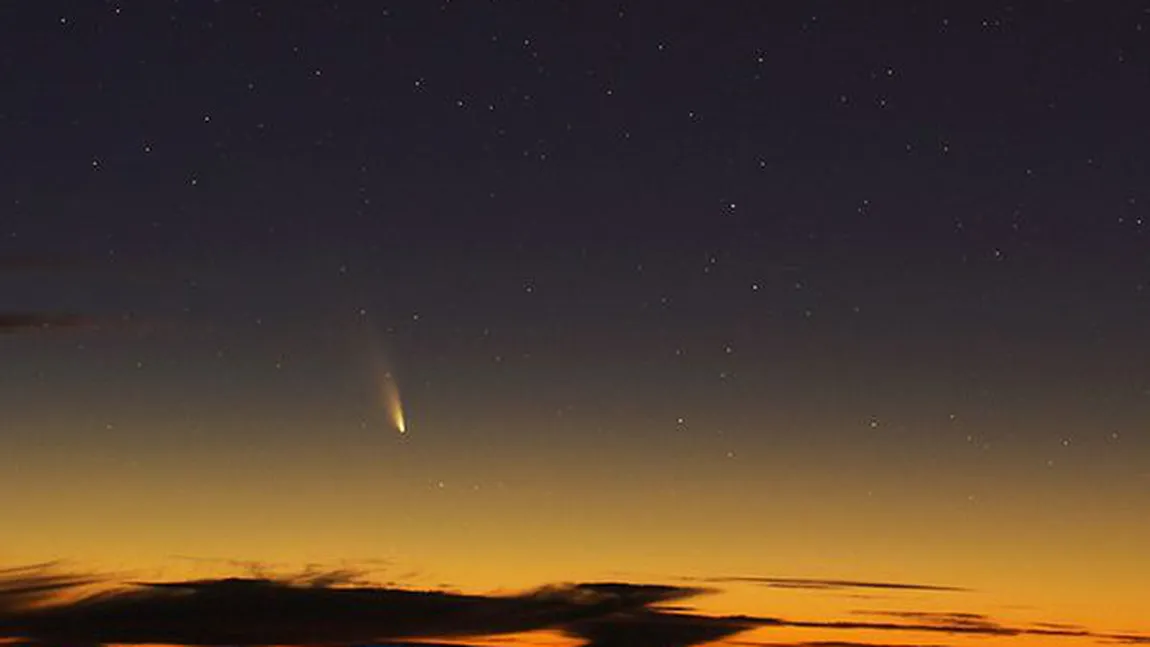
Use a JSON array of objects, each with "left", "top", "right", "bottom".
[{"left": 2, "top": 2, "right": 1149, "bottom": 647}]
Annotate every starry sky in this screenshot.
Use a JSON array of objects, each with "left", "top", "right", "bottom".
[{"left": 2, "top": 2, "right": 1149, "bottom": 647}]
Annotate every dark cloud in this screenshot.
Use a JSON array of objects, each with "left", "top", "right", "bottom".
[
  {"left": 0, "top": 312, "right": 91, "bottom": 334},
  {"left": 843, "top": 610, "right": 1110, "bottom": 641},
  {"left": 350, "top": 643, "right": 494, "bottom": 647},
  {"left": 0, "top": 567, "right": 726, "bottom": 647},
  {"left": 567, "top": 610, "right": 757, "bottom": 647},
  {"left": 3, "top": 566, "right": 1146, "bottom": 647},
  {"left": 768, "top": 613, "right": 1134, "bottom": 642},
  {"left": 735, "top": 642, "right": 951, "bottom": 647},
  {"left": 1032, "top": 621, "right": 1088, "bottom": 632},
  {"left": 1109, "top": 635, "right": 1150, "bottom": 645},
  {"left": 696, "top": 576, "right": 967, "bottom": 593},
  {"left": 774, "top": 618, "right": 1015, "bottom": 636},
  {"left": 0, "top": 563, "right": 102, "bottom": 613},
  {"left": 853, "top": 610, "right": 1003, "bottom": 631},
  {"left": 1, "top": 253, "right": 169, "bottom": 336}
]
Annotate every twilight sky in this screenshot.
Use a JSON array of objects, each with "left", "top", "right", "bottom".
[{"left": 1, "top": 2, "right": 1148, "bottom": 646}]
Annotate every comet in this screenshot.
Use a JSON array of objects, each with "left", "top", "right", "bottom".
[
  {"left": 362, "top": 323, "right": 408, "bottom": 435},
  {"left": 361, "top": 319, "right": 411, "bottom": 434},
  {"left": 381, "top": 371, "right": 406, "bottom": 434}
]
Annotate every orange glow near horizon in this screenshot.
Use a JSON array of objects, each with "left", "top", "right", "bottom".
[
  {"left": 5, "top": 552, "right": 1147, "bottom": 647},
  {"left": 4, "top": 447, "right": 1149, "bottom": 645}
]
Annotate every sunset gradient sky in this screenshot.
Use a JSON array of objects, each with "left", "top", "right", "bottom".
[{"left": 2, "top": 2, "right": 1148, "bottom": 646}]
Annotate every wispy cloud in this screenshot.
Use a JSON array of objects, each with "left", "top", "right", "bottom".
[
  {"left": 769, "top": 613, "right": 1130, "bottom": 642},
  {"left": 0, "top": 312, "right": 90, "bottom": 334},
  {"left": 1105, "top": 636, "right": 1150, "bottom": 645},
  {"left": 0, "top": 562, "right": 102, "bottom": 613},
  {"left": 853, "top": 610, "right": 1004, "bottom": 631},
  {"left": 695, "top": 576, "right": 967, "bottom": 593}
]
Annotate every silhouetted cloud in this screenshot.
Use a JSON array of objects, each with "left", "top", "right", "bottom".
[
  {"left": 767, "top": 613, "right": 1136, "bottom": 642},
  {"left": 0, "top": 563, "right": 102, "bottom": 613},
  {"left": 568, "top": 610, "right": 757, "bottom": 647},
  {"left": 350, "top": 643, "right": 493, "bottom": 647},
  {"left": 0, "top": 567, "right": 721, "bottom": 647},
  {"left": 842, "top": 610, "right": 1113, "bottom": 640},
  {"left": 696, "top": 576, "right": 967, "bottom": 593},
  {"left": 2, "top": 566, "right": 1146, "bottom": 647},
  {"left": 1109, "top": 635, "right": 1150, "bottom": 645},
  {"left": 735, "top": 642, "right": 951, "bottom": 647},
  {"left": 774, "top": 618, "right": 1014, "bottom": 636},
  {"left": 853, "top": 610, "right": 1003, "bottom": 631},
  {"left": 1032, "top": 621, "right": 1089, "bottom": 632}
]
